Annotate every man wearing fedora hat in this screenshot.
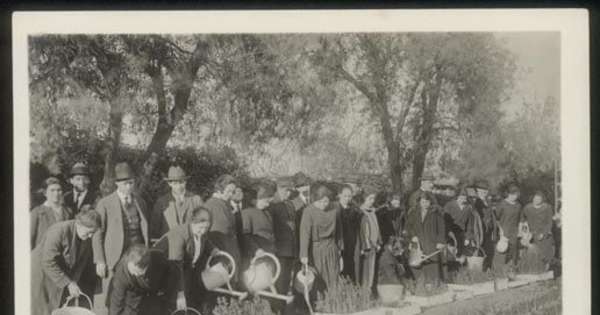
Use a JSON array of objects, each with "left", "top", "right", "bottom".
[
  {"left": 150, "top": 165, "right": 203, "bottom": 245},
  {"left": 409, "top": 173, "right": 438, "bottom": 210},
  {"left": 92, "top": 162, "right": 150, "bottom": 312},
  {"left": 63, "top": 162, "right": 98, "bottom": 214}
]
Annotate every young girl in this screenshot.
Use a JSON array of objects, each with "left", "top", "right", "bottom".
[
  {"left": 30, "top": 177, "right": 73, "bottom": 249},
  {"left": 299, "top": 185, "right": 342, "bottom": 292}
]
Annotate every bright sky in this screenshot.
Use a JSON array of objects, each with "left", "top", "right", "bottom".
[{"left": 495, "top": 32, "right": 560, "bottom": 121}]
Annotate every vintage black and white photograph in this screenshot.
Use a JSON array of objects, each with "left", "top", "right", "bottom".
[{"left": 13, "top": 10, "right": 589, "bottom": 315}]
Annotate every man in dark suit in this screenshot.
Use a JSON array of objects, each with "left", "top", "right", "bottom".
[
  {"left": 63, "top": 162, "right": 97, "bottom": 214},
  {"left": 93, "top": 162, "right": 150, "bottom": 313},
  {"left": 109, "top": 244, "right": 181, "bottom": 315},
  {"left": 150, "top": 166, "right": 203, "bottom": 244},
  {"left": 230, "top": 187, "right": 244, "bottom": 237},
  {"left": 267, "top": 177, "right": 297, "bottom": 298},
  {"left": 154, "top": 206, "right": 220, "bottom": 311}
]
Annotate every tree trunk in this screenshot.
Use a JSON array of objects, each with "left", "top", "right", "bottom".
[
  {"left": 99, "top": 97, "right": 124, "bottom": 196},
  {"left": 136, "top": 41, "right": 207, "bottom": 197},
  {"left": 411, "top": 72, "right": 443, "bottom": 188}
]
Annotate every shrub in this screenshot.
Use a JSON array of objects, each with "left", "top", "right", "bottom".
[
  {"left": 315, "top": 277, "right": 379, "bottom": 314},
  {"left": 405, "top": 276, "right": 448, "bottom": 297},
  {"left": 29, "top": 133, "right": 249, "bottom": 208},
  {"left": 212, "top": 296, "right": 274, "bottom": 315}
]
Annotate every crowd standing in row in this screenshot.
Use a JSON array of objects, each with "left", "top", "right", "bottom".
[{"left": 30, "top": 162, "right": 561, "bottom": 315}]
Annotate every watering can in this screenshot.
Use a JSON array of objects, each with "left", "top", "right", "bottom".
[
  {"left": 201, "top": 251, "right": 248, "bottom": 301},
  {"left": 466, "top": 246, "right": 486, "bottom": 271},
  {"left": 408, "top": 237, "right": 442, "bottom": 268},
  {"left": 518, "top": 221, "right": 533, "bottom": 247},
  {"left": 201, "top": 251, "right": 235, "bottom": 291},
  {"left": 243, "top": 252, "right": 281, "bottom": 293},
  {"left": 51, "top": 293, "right": 95, "bottom": 315},
  {"left": 294, "top": 262, "right": 315, "bottom": 315},
  {"left": 244, "top": 252, "right": 294, "bottom": 303},
  {"left": 294, "top": 263, "right": 316, "bottom": 294}
]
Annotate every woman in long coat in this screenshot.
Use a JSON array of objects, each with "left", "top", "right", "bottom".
[
  {"left": 492, "top": 185, "right": 523, "bottom": 271},
  {"left": 357, "top": 186, "right": 382, "bottom": 290},
  {"left": 405, "top": 192, "right": 446, "bottom": 283},
  {"left": 31, "top": 177, "right": 74, "bottom": 249},
  {"left": 299, "top": 185, "right": 343, "bottom": 293},
  {"left": 522, "top": 191, "right": 554, "bottom": 269},
  {"left": 31, "top": 208, "right": 101, "bottom": 315}
]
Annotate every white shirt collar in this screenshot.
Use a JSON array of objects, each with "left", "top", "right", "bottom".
[
  {"left": 116, "top": 190, "right": 132, "bottom": 204},
  {"left": 173, "top": 191, "right": 186, "bottom": 202}
]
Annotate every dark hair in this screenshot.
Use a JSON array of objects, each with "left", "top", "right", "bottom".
[
  {"left": 387, "top": 193, "right": 402, "bottom": 203},
  {"left": 506, "top": 185, "right": 521, "bottom": 196},
  {"left": 188, "top": 206, "right": 212, "bottom": 224},
  {"left": 338, "top": 184, "right": 353, "bottom": 196},
  {"left": 126, "top": 244, "right": 151, "bottom": 269},
  {"left": 374, "top": 191, "right": 388, "bottom": 208},
  {"left": 417, "top": 192, "right": 435, "bottom": 203},
  {"left": 214, "top": 174, "right": 237, "bottom": 193},
  {"left": 311, "top": 185, "right": 332, "bottom": 202},
  {"left": 533, "top": 190, "right": 545, "bottom": 200},
  {"left": 75, "top": 206, "right": 101, "bottom": 229},
  {"left": 38, "top": 177, "right": 62, "bottom": 195}
]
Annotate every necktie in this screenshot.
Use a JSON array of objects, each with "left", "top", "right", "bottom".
[{"left": 74, "top": 192, "right": 80, "bottom": 205}]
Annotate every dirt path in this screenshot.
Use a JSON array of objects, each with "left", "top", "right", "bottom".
[{"left": 420, "top": 279, "right": 561, "bottom": 315}]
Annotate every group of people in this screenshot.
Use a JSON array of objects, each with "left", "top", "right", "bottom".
[{"left": 30, "top": 162, "right": 561, "bottom": 315}]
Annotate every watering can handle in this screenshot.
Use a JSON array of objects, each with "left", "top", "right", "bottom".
[
  {"left": 170, "top": 307, "right": 202, "bottom": 315},
  {"left": 420, "top": 249, "right": 443, "bottom": 261},
  {"left": 206, "top": 251, "right": 236, "bottom": 279},
  {"left": 250, "top": 252, "right": 281, "bottom": 285},
  {"left": 62, "top": 293, "right": 92, "bottom": 310},
  {"left": 302, "top": 262, "right": 314, "bottom": 315}
]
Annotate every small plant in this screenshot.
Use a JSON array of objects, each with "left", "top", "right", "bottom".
[
  {"left": 451, "top": 268, "right": 495, "bottom": 285},
  {"left": 212, "top": 296, "right": 275, "bottom": 315},
  {"left": 517, "top": 251, "right": 547, "bottom": 274},
  {"left": 315, "top": 277, "right": 380, "bottom": 314},
  {"left": 405, "top": 275, "right": 447, "bottom": 297}
]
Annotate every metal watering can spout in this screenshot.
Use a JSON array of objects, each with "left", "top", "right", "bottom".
[
  {"left": 243, "top": 252, "right": 281, "bottom": 293},
  {"left": 408, "top": 237, "right": 442, "bottom": 268}
]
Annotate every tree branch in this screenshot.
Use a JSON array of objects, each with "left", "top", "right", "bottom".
[{"left": 395, "top": 78, "right": 421, "bottom": 143}]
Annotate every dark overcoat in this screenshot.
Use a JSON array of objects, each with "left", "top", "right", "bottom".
[
  {"left": 108, "top": 250, "right": 180, "bottom": 315},
  {"left": 63, "top": 190, "right": 98, "bottom": 214},
  {"left": 150, "top": 191, "right": 203, "bottom": 244},
  {"left": 204, "top": 196, "right": 242, "bottom": 281},
  {"left": 31, "top": 221, "right": 96, "bottom": 315},
  {"left": 240, "top": 206, "right": 275, "bottom": 256},
  {"left": 153, "top": 223, "right": 217, "bottom": 309},
  {"left": 405, "top": 206, "right": 446, "bottom": 262},
  {"left": 31, "top": 204, "right": 73, "bottom": 249},
  {"left": 268, "top": 196, "right": 299, "bottom": 258}
]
